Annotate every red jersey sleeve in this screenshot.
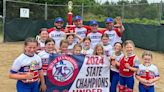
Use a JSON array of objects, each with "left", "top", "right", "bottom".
[
  {"left": 102, "top": 29, "right": 108, "bottom": 34},
  {"left": 114, "top": 28, "right": 123, "bottom": 37},
  {"left": 61, "top": 29, "right": 65, "bottom": 32},
  {"left": 97, "top": 30, "right": 103, "bottom": 34},
  {"left": 83, "top": 25, "right": 91, "bottom": 32},
  {"left": 86, "top": 31, "right": 91, "bottom": 36},
  {"left": 48, "top": 28, "right": 54, "bottom": 33}
]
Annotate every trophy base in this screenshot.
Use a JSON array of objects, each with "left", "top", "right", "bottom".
[
  {"left": 66, "top": 33, "right": 76, "bottom": 35},
  {"left": 145, "top": 80, "right": 150, "bottom": 83},
  {"left": 123, "top": 69, "right": 129, "bottom": 72},
  {"left": 26, "top": 79, "right": 34, "bottom": 83},
  {"left": 110, "top": 65, "right": 115, "bottom": 68},
  {"left": 66, "top": 25, "right": 76, "bottom": 27}
]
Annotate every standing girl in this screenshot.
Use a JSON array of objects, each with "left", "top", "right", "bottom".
[
  {"left": 101, "top": 33, "right": 113, "bottom": 57},
  {"left": 136, "top": 51, "right": 160, "bottom": 92},
  {"left": 110, "top": 42, "right": 124, "bottom": 92},
  {"left": 93, "top": 44, "right": 105, "bottom": 57},
  {"left": 81, "top": 37, "right": 93, "bottom": 55},
  {"left": 66, "top": 34, "right": 83, "bottom": 53},
  {"left": 118, "top": 40, "right": 139, "bottom": 92},
  {"left": 9, "top": 37, "right": 46, "bottom": 92}
]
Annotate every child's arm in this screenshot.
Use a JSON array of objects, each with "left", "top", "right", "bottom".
[
  {"left": 148, "top": 77, "right": 160, "bottom": 84},
  {"left": 125, "top": 63, "right": 138, "bottom": 72},
  {"left": 9, "top": 59, "right": 34, "bottom": 80},
  {"left": 125, "top": 55, "right": 139, "bottom": 72},
  {"left": 9, "top": 72, "right": 33, "bottom": 80},
  {"left": 75, "top": 34, "right": 83, "bottom": 44},
  {"left": 54, "top": 46, "right": 61, "bottom": 54},
  {"left": 39, "top": 70, "right": 47, "bottom": 91}
]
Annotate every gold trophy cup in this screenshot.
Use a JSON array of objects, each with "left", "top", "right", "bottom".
[
  {"left": 145, "top": 63, "right": 150, "bottom": 83},
  {"left": 111, "top": 51, "right": 116, "bottom": 68},
  {"left": 83, "top": 47, "right": 87, "bottom": 55},
  {"left": 26, "top": 60, "right": 36, "bottom": 83},
  {"left": 123, "top": 52, "right": 129, "bottom": 72},
  {"left": 62, "top": 34, "right": 66, "bottom": 40}
]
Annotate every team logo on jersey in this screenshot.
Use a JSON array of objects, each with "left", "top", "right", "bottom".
[{"left": 47, "top": 55, "right": 79, "bottom": 86}]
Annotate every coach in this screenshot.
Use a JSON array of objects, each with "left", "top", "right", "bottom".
[{"left": 103, "top": 17, "right": 125, "bottom": 47}]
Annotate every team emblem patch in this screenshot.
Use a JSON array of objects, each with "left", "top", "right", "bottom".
[
  {"left": 107, "top": 19, "right": 109, "bottom": 21},
  {"left": 93, "top": 21, "right": 95, "bottom": 23},
  {"left": 47, "top": 55, "right": 79, "bottom": 86},
  {"left": 59, "top": 18, "right": 61, "bottom": 21}
]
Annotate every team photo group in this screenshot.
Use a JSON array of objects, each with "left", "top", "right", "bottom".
[{"left": 9, "top": 15, "right": 160, "bottom": 92}]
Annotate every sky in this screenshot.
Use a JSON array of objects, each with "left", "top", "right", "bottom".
[{"left": 99, "top": 0, "right": 163, "bottom": 4}]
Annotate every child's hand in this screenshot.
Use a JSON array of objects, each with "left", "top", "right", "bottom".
[
  {"left": 65, "top": 27, "right": 68, "bottom": 33},
  {"left": 111, "top": 61, "right": 116, "bottom": 66},
  {"left": 147, "top": 79, "right": 154, "bottom": 84},
  {"left": 49, "top": 51, "right": 54, "bottom": 54},
  {"left": 68, "top": 53, "right": 73, "bottom": 56},
  {"left": 39, "top": 83, "right": 47, "bottom": 92},
  {"left": 140, "top": 78, "right": 147, "bottom": 84},
  {"left": 26, "top": 72, "right": 34, "bottom": 80},
  {"left": 125, "top": 63, "right": 130, "bottom": 68},
  {"left": 56, "top": 50, "right": 61, "bottom": 54}
]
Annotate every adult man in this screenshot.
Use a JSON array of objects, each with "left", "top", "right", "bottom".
[
  {"left": 69, "top": 15, "right": 91, "bottom": 43},
  {"left": 48, "top": 17, "right": 65, "bottom": 49},
  {"left": 103, "top": 17, "right": 124, "bottom": 47}
]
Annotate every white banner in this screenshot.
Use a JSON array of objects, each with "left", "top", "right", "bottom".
[{"left": 69, "top": 55, "right": 110, "bottom": 92}]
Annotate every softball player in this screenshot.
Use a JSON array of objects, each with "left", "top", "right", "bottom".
[
  {"left": 9, "top": 37, "right": 46, "bottom": 92},
  {"left": 136, "top": 51, "right": 160, "bottom": 92},
  {"left": 118, "top": 40, "right": 139, "bottom": 92}
]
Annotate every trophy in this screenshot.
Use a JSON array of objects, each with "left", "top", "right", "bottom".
[
  {"left": 123, "top": 52, "right": 129, "bottom": 72},
  {"left": 111, "top": 51, "right": 116, "bottom": 68},
  {"left": 83, "top": 47, "right": 87, "bottom": 55},
  {"left": 26, "top": 60, "right": 36, "bottom": 83},
  {"left": 36, "top": 35, "right": 41, "bottom": 43},
  {"left": 100, "top": 42, "right": 103, "bottom": 46},
  {"left": 66, "top": 1, "right": 76, "bottom": 34},
  {"left": 145, "top": 63, "right": 150, "bottom": 83},
  {"left": 62, "top": 34, "right": 66, "bottom": 40}
]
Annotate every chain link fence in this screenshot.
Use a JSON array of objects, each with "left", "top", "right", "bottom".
[{"left": 4, "top": 0, "right": 163, "bottom": 25}]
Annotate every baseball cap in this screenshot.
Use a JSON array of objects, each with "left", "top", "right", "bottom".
[
  {"left": 90, "top": 20, "right": 98, "bottom": 26},
  {"left": 105, "top": 17, "right": 114, "bottom": 23},
  {"left": 74, "top": 15, "right": 82, "bottom": 21},
  {"left": 55, "top": 17, "right": 64, "bottom": 23}
]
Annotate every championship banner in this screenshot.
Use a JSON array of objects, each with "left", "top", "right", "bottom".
[{"left": 46, "top": 54, "right": 110, "bottom": 92}]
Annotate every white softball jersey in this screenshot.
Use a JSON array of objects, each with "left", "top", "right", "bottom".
[
  {"left": 10, "top": 53, "right": 42, "bottom": 83},
  {"left": 136, "top": 64, "right": 160, "bottom": 86}
]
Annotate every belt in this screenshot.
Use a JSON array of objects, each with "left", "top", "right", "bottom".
[{"left": 140, "top": 83, "right": 152, "bottom": 88}]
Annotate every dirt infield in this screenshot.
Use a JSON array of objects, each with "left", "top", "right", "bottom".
[{"left": 0, "top": 39, "right": 164, "bottom": 92}]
